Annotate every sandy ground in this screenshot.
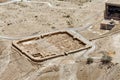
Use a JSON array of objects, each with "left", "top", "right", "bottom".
[
  {"left": 0, "top": 1, "right": 78, "bottom": 37},
  {"left": 1, "top": 0, "right": 120, "bottom": 80},
  {"left": 0, "top": 0, "right": 104, "bottom": 37}
]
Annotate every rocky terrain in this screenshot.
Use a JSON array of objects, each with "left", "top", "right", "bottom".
[{"left": 1, "top": 0, "right": 120, "bottom": 80}]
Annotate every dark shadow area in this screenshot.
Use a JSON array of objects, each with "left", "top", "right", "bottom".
[{"left": 106, "top": 5, "right": 120, "bottom": 20}]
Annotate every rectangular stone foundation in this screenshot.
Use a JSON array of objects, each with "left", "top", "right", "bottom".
[{"left": 12, "top": 30, "right": 91, "bottom": 62}]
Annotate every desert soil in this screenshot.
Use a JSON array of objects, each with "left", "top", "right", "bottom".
[{"left": 1, "top": 0, "right": 120, "bottom": 80}]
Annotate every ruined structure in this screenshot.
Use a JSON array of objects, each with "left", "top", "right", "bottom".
[
  {"left": 12, "top": 30, "right": 91, "bottom": 62},
  {"left": 100, "top": 19, "right": 115, "bottom": 30},
  {"left": 105, "top": 0, "right": 120, "bottom": 20}
]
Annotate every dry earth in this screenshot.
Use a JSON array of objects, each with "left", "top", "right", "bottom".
[{"left": 1, "top": 0, "right": 120, "bottom": 80}]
